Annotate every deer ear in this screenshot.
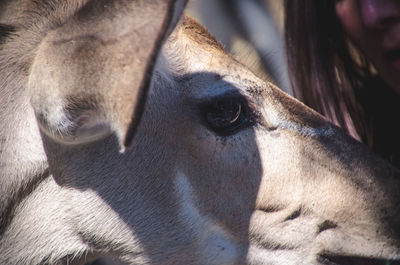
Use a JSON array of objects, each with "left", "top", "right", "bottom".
[{"left": 29, "top": 0, "right": 187, "bottom": 151}]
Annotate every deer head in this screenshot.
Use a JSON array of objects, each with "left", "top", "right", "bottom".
[{"left": 0, "top": 1, "right": 399, "bottom": 265}]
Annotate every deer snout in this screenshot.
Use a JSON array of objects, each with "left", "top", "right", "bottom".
[
  {"left": 249, "top": 153, "right": 400, "bottom": 264},
  {"left": 296, "top": 128, "right": 400, "bottom": 262},
  {"left": 250, "top": 86, "right": 400, "bottom": 263}
]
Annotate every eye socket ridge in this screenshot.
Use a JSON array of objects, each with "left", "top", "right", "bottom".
[{"left": 199, "top": 93, "right": 257, "bottom": 136}]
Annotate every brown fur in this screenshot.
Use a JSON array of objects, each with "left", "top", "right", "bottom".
[
  {"left": 181, "top": 16, "right": 225, "bottom": 52},
  {"left": 1, "top": 1, "right": 400, "bottom": 265}
]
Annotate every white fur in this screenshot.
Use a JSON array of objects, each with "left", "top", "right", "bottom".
[{"left": 174, "top": 172, "right": 239, "bottom": 265}]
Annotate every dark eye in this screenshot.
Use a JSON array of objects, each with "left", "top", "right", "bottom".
[{"left": 201, "top": 97, "right": 254, "bottom": 135}]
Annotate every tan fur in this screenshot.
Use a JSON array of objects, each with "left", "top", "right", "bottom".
[
  {"left": 0, "top": 2, "right": 399, "bottom": 265},
  {"left": 181, "top": 16, "right": 225, "bottom": 52}
]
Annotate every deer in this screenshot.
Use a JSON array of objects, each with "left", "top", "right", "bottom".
[{"left": 0, "top": 0, "right": 399, "bottom": 264}]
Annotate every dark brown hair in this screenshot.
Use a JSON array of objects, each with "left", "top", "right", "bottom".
[{"left": 284, "top": 0, "right": 373, "bottom": 144}]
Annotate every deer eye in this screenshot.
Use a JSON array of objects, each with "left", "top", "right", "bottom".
[{"left": 201, "top": 96, "right": 254, "bottom": 135}]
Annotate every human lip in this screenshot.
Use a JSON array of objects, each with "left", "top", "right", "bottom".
[{"left": 385, "top": 49, "right": 400, "bottom": 72}]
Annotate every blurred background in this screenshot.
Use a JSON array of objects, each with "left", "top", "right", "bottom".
[
  {"left": 186, "top": 0, "right": 291, "bottom": 95},
  {"left": 91, "top": 1, "right": 288, "bottom": 264}
]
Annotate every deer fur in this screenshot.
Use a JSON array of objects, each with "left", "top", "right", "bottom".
[{"left": 1, "top": 1, "right": 400, "bottom": 265}]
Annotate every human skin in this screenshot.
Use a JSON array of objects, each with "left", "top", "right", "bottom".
[{"left": 335, "top": 0, "right": 400, "bottom": 95}]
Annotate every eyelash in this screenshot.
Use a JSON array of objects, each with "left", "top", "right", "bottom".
[{"left": 199, "top": 95, "right": 257, "bottom": 136}]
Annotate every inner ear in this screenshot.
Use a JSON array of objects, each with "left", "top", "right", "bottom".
[
  {"left": 60, "top": 95, "right": 112, "bottom": 145},
  {"left": 29, "top": 82, "right": 112, "bottom": 146}
]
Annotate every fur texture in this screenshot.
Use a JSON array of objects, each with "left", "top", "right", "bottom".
[{"left": 1, "top": 1, "right": 400, "bottom": 265}]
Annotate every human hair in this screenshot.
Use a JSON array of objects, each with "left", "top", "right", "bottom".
[{"left": 284, "top": 0, "right": 373, "bottom": 145}]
